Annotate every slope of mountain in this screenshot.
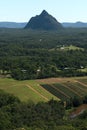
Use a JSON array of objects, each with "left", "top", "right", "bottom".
[
  {"left": 62, "top": 22, "right": 87, "bottom": 28},
  {"left": 0, "top": 22, "right": 27, "bottom": 28},
  {"left": 24, "top": 10, "right": 63, "bottom": 30}
]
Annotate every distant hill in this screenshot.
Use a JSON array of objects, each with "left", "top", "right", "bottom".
[
  {"left": 24, "top": 10, "right": 63, "bottom": 30},
  {"left": 62, "top": 22, "right": 87, "bottom": 28},
  {"left": 0, "top": 21, "right": 87, "bottom": 29},
  {"left": 0, "top": 22, "right": 27, "bottom": 28}
]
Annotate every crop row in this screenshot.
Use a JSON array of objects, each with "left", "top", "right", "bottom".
[{"left": 41, "top": 81, "right": 87, "bottom": 101}]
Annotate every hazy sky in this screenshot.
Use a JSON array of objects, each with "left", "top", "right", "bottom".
[{"left": 0, "top": 0, "right": 87, "bottom": 22}]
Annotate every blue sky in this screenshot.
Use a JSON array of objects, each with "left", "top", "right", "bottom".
[{"left": 0, "top": 0, "right": 87, "bottom": 22}]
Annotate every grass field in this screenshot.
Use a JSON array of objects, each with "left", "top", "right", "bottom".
[
  {"left": 0, "top": 78, "right": 58, "bottom": 103},
  {"left": 50, "top": 45, "right": 84, "bottom": 51},
  {"left": 62, "top": 45, "right": 84, "bottom": 51},
  {"left": 0, "top": 76, "right": 87, "bottom": 102}
]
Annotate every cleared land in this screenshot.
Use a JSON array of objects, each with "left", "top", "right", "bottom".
[
  {"left": 70, "top": 104, "right": 87, "bottom": 118},
  {"left": 37, "top": 77, "right": 87, "bottom": 101},
  {"left": 62, "top": 45, "right": 84, "bottom": 51},
  {"left": 0, "top": 77, "right": 87, "bottom": 102},
  {"left": 0, "top": 78, "right": 58, "bottom": 103},
  {"left": 50, "top": 45, "right": 84, "bottom": 51}
]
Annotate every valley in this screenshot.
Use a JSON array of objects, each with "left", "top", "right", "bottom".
[
  {"left": 0, "top": 1, "right": 87, "bottom": 129},
  {"left": 0, "top": 23, "right": 87, "bottom": 130}
]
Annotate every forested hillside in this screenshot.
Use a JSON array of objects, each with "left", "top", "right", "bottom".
[
  {"left": 0, "top": 28, "right": 87, "bottom": 80},
  {"left": 0, "top": 89, "right": 87, "bottom": 130},
  {"left": 0, "top": 27, "right": 87, "bottom": 130}
]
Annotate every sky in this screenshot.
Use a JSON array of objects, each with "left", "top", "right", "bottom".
[{"left": 0, "top": 0, "right": 87, "bottom": 23}]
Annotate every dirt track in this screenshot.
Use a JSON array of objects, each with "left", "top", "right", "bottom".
[
  {"left": 75, "top": 80, "right": 87, "bottom": 88},
  {"left": 37, "top": 77, "right": 70, "bottom": 83},
  {"left": 26, "top": 84, "right": 48, "bottom": 101},
  {"left": 70, "top": 104, "right": 87, "bottom": 118}
]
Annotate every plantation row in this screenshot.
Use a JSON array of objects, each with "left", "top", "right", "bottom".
[
  {"left": 41, "top": 80, "right": 87, "bottom": 101},
  {"left": 77, "top": 78, "right": 87, "bottom": 84}
]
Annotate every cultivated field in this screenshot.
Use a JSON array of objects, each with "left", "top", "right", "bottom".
[
  {"left": 0, "top": 78, "right": 58, "bottom": 103},
  {"left": 0, "top": 76, "right": 87, "bottom": 102},
  {"left": 37, "top": 77, "right": 87, "bottom": 101}
]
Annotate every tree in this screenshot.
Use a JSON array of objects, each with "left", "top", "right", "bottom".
[
  {"left": 0, "top": 90, "right": 20, "bottom": 108},
  {"left": 72, "top": 96, "right": 82, "bottom": 107},
  {"left": 83, "top": 95, "right": 87, "bottom": 104},
  {"left": 0, "top": 110, "right": 11, "bottom": 130}
]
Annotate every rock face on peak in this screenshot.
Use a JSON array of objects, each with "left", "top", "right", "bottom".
[
  {"left": 40, "top": 10, "right": 49, "bottom": 16},
  {"left": 24, "top": 10, "right": 63, "bottom": 30}
]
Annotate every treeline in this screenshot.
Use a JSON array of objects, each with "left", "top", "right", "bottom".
[
  {"left": 0, "top": 90, "right": 87, "bottom": 130},
  {"left": 0, "top": 49, "right": 87, "bottom": 80},
  {"left": 66, "top": 95, "right": 87, "bottom": 109},
  {"left": 0, "top": 90, "right": 65, "bottom": 130}
]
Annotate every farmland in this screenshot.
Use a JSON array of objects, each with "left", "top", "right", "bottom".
[
  {"left": 0, "top": 76, "right": 87, "bottom": 102},
  {"left": 38, "top": 77, "right": 87, "bottom": 101},
  {"left": 0, "top": 40, "right": 86, "bottom": 128},
  {"left": 0, "top": 21, "right": 87, "bottom": 130},
  {"left": 50, "top": 45, "right": 84, "bottom": 51},
  {"left": 0, "top": 28, "right": 87, "bottom": 103},
  {"left": 0, "top": 78, "right": 58, "bottom": 103}
]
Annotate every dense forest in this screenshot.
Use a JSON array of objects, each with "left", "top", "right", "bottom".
[
  {"left": 0, "top": 28, "right": 87, "bottom": 79},
  {"left": 0, "top": 90, "right": 87, "bottom": 130}
]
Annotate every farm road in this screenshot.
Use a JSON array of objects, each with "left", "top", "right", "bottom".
[{"left": 26, "top": 84, "right": 48, "bottom": 101}]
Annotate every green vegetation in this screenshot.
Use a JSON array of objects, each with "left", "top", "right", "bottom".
[
  {"left": 50, "top": 45, "right": 84, "bottom": 51},
  {"left": 0, "top": 78, "right": 58, "bottom": 102},
  {"left": 78, "top": 68, "right": 87, "bottom": 72},
  {"left": 0, "top": 89, "right": 87, "bottom": 130},
  {"left": 0, "top": 28, "right": 87, "bottom": 80},
  {"left": 66, "top": 45, "right": 84, "bottom": 50},
  {"left": 0, "top": 22, "right": 87, "bottom": 130},
  {"left": 59, "top": 45, "right": 84, "bottom": 51},
  {"left": 41, "top": 77, "right": 87, "bottom": 101},
  {"left": 0, "top": 77, "right": 87, "bottom": 102}
]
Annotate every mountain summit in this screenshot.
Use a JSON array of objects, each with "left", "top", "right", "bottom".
[
  {"left": 24, "top": 10, "right": 63, "bottom": 30},
  {"left": 40, "top": 10, "right": 49, "bottom": 16}
]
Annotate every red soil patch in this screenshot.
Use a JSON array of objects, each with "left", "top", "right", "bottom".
[
  {"left": 70, "top": 104, "right": 87, "bottom": 118},
  {"left": 36, "top": 77, "right": 70, "bottom": 84}
]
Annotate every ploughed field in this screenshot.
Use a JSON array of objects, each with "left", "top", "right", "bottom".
[
  {"left": 38, "top": 77, "right": 87, "bottom": 101},
  {"left": 0, "top": 77, "right": 87, "bottom": 102}
]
